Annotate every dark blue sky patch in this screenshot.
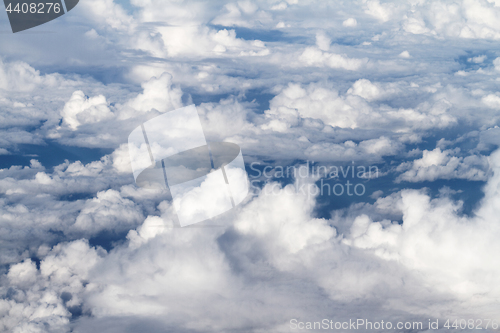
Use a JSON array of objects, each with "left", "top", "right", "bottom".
[
  {"left": 210, "top": 24, "right": 307, "bottom": 44},
  {"left": 113, "top": 0, "right": 134, "bottom": 15},
  {"left": 315, "top": 177, "right": 486, "bottom": 220},
  {"left": 58, "top": 192, "right": 96, "bottom": 202},
  {"left": 245, "top": 157, "right": 487, "bottom": 221},
  {"left": 188, "top": 91, "right": 232, "bottom": 105},
  {"left": 456, "top": 50, "right": 498, "bottom": 71},
  {"left": 241, "top": 88, "right": 274, "bottom": 113},
  {"left": 88, "top": 229, "right": 130, "bottom": 252},
  {"left": 40, "top": 65, "right": 133, "bottom": 85},
  {"left": 0, "top": 141, "right": 113, "bottom": 170}
]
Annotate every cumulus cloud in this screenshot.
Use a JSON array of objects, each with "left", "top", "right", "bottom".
[
  {"left": 262, "top": 81, "right": 456, "bottom": 132},
  {"left": 4, "top": 148, "right": 500, "bottom": 331},
  {"left": 342, "top": 18, "right": 357, "bottom": 27},
  {"left": 343, "top": 150, "right": 500, "bottom": 319},
  {"left": 61, "top": 91, "right": 114, "bottom": 130},
  {"left": 1, "top": 240, "right": 104, "bottom": 333},
  {"left": 0, "top": 152, "right": 152, "bottom": 268},
  {"left": 298, "top": 46, "right": 368, "bottom": 71},
  {"left": 211, "top": 1, "right": 272, "bottom": 28},
  {"left": 396, "top": 148, "right": 490, "bottom": 182},
  {"left": 125, "top": 73, "right": 183, "bottom": 114},
  {"left": 46, "top": 71, "right": 185, "bottom": 148}
]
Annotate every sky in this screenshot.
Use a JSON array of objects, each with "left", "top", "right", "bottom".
[{"left": 1, "top": 0, "right": 500, "bottom": 332}]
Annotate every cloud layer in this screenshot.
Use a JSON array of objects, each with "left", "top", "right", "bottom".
[{"left": 2, "top": 0, "right": 500, "bottom": 332}]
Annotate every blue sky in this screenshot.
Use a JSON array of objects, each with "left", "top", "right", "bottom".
[{"left": 2, "top": 0, "right": 500, "bottom": 332}]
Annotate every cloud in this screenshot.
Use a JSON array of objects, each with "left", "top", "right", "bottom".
[
  {"left": 262, "top": 81, "right": 456, "bottom": 133},
  {"left": 399, "top": 0, "right": 500, "bottom": 40},
  {"left": 211, "top": 1, "right": 272, "bottom": 28},
  {"left": 344, "top": 151, "right": 500, "bottom": 318},
  {"left": 469, "top": 55, "right": 487, "bottom": 63},
  {"left": 1, "top": 240, "right": 104, "bottom": 333},
  {"left": 0, "top": 59, "right": 62, "bottom": 92},
  {"left": 61, "top": 91, "right": 114, "bottom": 130},
  {"left": 399, "top": 50, "right": 411, "bottom": 58},
  {"left": 342, "top": 18, "right": 357, "bottom": 27},
  {"left": 4, "top": 148, "right": 500, "bottom": 331},
  {"left": 298, "top": 47, "right": 368, "bottom": 71},
  {"left": 0, "top": 153, "right": 152, "bottom": 268},
  {"left": 364, "top": 0, "right": 400, "bottom": 22},
  {"left": 396, "top": 147, "right": 489, "bottom": 182},
  {"left": 125, "top": 73, "right": 183, "bottom": 114},
  {"left": 79, "top": 0, "right": 135, "bottom": 31},
  {"left": 46, "top": 72, "right": 185, "bottom": 148},
  {"left": 315, "top": 31, "right": 331, "bottom": 51}
]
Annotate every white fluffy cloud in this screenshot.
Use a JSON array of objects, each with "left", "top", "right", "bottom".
[
  {"left": 396, "top": 148, "right": 490, "bottom": 182},
  {"left": 298, "top": 47, "right": 368, "bottom": 71},
  {"left": 262, "top": 81, "right": 457, "bottom": 132},
  {"left": 4, "top": 148, "right": 500, "bottom": 331},
  {"left": 342, "top": 18, "right": 357, "bottom": 27},
  {"left": 125, "top": 73, "right": 183, "bottom": 113},
  {"left": 1, "top": 240, "right": 104, "bottom": 333},
  {"left": 345, "top": 150, "right": 500, "bottom": 318},
  {"left": 61, "top": 91, "right": 114, "bottom": 130}
]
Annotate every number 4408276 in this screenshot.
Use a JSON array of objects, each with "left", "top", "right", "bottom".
[
  {"left": 5, "top": 2, "right": 61, "bottom": 14},
  {"left": 444, "top": 319, "right": 499, "bottom": 330}
]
